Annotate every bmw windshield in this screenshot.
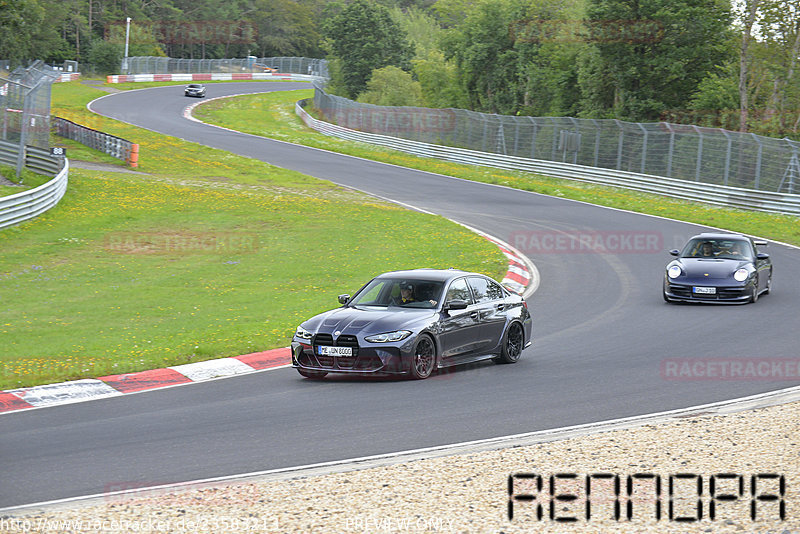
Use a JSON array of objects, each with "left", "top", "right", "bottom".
[{"left": 348, "top": 278, "right": 445, "bottom": 309}]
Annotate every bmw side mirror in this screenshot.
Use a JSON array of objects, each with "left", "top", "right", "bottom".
[
  {"left": 669, "top": 249, "right": 680, "bottom": 256},
  {"left": 444, "top": 299, "right": 468, "bottom": 311},
  {"left": 757, "top": 253, "right": 770, "bottom": 260},
  {"left": 338, "top": 294, "right": 350, "bottom": 305}
]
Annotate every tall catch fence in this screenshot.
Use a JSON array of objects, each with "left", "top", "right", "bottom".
[
  {"left": 123, "top": 56, "right": 327, "bottom": 78},
  {"left": 313, "top": 85, "right": 800, "bottom": 195},
  {"left": 0, "top": 61, "right": 60, "bottom": 176}
]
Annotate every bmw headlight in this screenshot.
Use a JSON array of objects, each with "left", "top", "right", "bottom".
[
  {"left": 667, "top": 265, "right": 682, "bottom": 279},
  {"left": 733, "top": 268, "right": 749, "bottom": 282},
  {"left": 295, "top": 326, "right": 313, "bottom": 340},
  {"left": 365, "top": 330, "right": 412, "bottom": 343}
]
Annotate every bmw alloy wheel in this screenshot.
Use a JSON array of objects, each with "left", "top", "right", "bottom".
[
  {"left": 497, "top": 322, "right": 523, "bottom": 364},
  {"left": 410, "top": 335, "right": 436, "bottom": 379}
]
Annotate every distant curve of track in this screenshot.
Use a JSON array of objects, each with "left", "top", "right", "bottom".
[{"left": 2, "top": 82, "right": 799, "bottom": 508}]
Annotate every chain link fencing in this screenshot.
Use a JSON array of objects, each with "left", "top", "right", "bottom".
[
  {"left": 0, "top": 61, "right": 60, "bottom": 176},
  {"left": 313, "top": 85, "right": 800, "bottom": 195},
  {"left": 123, "top": 56, "right": 328, "bottom": 78}
]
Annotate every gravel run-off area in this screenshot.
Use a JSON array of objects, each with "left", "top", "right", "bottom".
[{"left": 2, "top": 396, "right": 798, "bottom": 534}]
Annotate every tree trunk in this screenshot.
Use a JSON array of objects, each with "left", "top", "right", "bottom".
[
  {"left": 739, "top": 0, "right": 759, "bottom": 133},
  {"left": 779, "top": 20, "right": 800, "bottom": 132}
]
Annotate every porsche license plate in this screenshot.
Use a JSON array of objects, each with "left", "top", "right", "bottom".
[
  {"left": 317, "top": 346, "right": 352, "bottom": 357},
  {"left": 693, "top": 286, "right": 716, "bottom": 294}
]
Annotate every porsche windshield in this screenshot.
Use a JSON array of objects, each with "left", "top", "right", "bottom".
[
  {"left": 680, "top": 238, "right": 753, "bottom": 260},
  {"left": 349, "top": 278, "right": 445, "bottom": 309}
]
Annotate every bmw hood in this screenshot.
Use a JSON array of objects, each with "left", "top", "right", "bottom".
[
  {"left": 675, "top": 258, "right": 749, "bottom": 279},
  {"left": 301, "top": 307, "right": 435, "bottom": 336}
]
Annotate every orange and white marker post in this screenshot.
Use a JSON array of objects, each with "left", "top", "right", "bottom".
[{"left": 128, "top": 143, "right": 139, "bottom": 168}]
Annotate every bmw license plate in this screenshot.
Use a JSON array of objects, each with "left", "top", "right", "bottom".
[
  {"left": 317, "top": 346, "right": 352, "bottom": 357},
  {"left": 693, "top": 286, "right": 716, "bottom": 294}
]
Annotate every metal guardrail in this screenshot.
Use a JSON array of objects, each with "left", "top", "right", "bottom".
[
  {"left": 295, "top": 99, "right": 800, "bottom": 216},
  {"left": 52, "top": 117, "right": 139, "bottom": 167},
  {"left": 0, "top": 141, "right": 68, "bottom": 229},
  {"left": 313, "top": 85, "right": 800, "bottom": 196}
]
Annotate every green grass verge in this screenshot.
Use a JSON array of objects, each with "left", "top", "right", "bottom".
[
  {"left": 0, "top": 164, "right": 52, "bottom": 197},
  {"left": 194, "top": 89, "right": 800, "bottom": 246},
  {"left": 0, "top": 81, "right": 506, "bottom": 390}
]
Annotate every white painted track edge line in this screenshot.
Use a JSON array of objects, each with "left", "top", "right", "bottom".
[{"left": 5, "top": 383, "right": 799, "bottom": 514}]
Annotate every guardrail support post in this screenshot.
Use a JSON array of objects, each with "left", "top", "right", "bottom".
[
  {"left": 693, "top": 125, "right": 703, "bottom": 181},
  {"left": 752, "top": 133, "right": 763, "bottom": 190}
]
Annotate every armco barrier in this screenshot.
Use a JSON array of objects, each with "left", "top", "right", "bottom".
[
  {"left": 295, "top": 100, "right": 800, "bottom": 217},
  {"left": 52, "top": 117, "right": 139, "bottom": 167},
  {"left": 55, "top": 73, "right": 81, "bottom": 83},
  {"left": 0, "top": 141, "right": 68, "bottom": 230},
  {"left": 106, "top": 72, "right": 321, "bottom": 84}
]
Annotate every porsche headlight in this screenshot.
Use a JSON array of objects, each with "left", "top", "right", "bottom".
[
  {"left": 365, "top": 330, "right": 412, "bottom": 343},
  {"left": 733, "top": 268, "right": 749, "bottom": 282},
  {"left": 667, "top": 265, "right": 682, "bottom": 279},
  {"left": 295, "top": 326, "right": 313, "bottom": 340}
]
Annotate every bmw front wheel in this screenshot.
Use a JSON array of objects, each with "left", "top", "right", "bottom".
[{"left": 409, "top": 335, "right": 436, "bottom": 379}]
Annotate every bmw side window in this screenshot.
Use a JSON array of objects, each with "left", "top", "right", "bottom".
[
  {"left": 445, "top": 278, "right": 472, "bottom": 304},
  {"left": 486, "top": 280, "right": 505, "bottom": 300},
  {"left": 467, "top": 277, "right": 492, "bottom": 303}
]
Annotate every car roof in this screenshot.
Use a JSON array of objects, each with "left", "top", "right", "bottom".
[
  {"left": 691, "top": 232, "right": 750, "bottom": 241},
  {"left": 375, "top": 268, "right": 473, "bottom": 282}
]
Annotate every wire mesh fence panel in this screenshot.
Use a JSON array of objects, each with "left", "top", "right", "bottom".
[
  {"left": 0, "top": 60, "right": 59, "bottom": 178},
  {"left": 313, "top": 84, "right": 800, "bottom": 194},
  {"left": 123, "top": 56, "right": 328, "bottom": 77}
]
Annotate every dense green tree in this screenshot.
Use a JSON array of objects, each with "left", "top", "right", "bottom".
[
  {"left": 251, "top": 0, "right": 322, "bottom": 57},
  {"left": 412, "top": 50, "right": 468, "bottom": 108},
  {"left": 512, "top": 0, "right": 585, "bottom": 116},
  {"left": 0, "top": 0, "right": 67, "bottom": 65},
  {"left": 87, "top": 38, "right": 122, "bottom": 74},
  {"left": 441, "top": 0, "right": 521, "bottom": 113},
  {"left": 357, "top": 65, "right": 423, "bottom": 105},
  {"left": 322, "top": 0, "right": 414, "bottom": 98},
  {"left": 581, "top": 0, "right": 733, "bottom": 121}
]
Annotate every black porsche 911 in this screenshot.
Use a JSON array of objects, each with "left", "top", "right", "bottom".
[
  {"left": 291, "top": 269, "right": 533, "bottom": 379},
  {"left": 663, "top": 233, "right": 772, "bottom": 304}
]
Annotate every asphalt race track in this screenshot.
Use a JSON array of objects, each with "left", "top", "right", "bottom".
[{"left": 2, "top": 82, "right": 799, "bottom": 508}]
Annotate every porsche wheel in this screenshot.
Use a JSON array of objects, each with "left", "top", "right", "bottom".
[
  {"left": 409, "top": 335, "right": 436, "bottom": 379},
  {"left": 750, "top": 280, "right": 759, "bottom": 304},
  {"left": 496, "top": 322, "right": 524, "bottom": 364},
  {"left": 298, "top": 369, "right": 328, "bottom": 379}
]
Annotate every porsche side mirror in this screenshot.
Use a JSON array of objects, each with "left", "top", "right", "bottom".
[
  {"left": 757, "top": 253, "right": 770, "bottom": 260},
  {"left": 338, "top": 294, "right": 350, "bottom": 305},
  {"left": 444, "top": 299, "right": 468, "bottom": 311},
  {"left": 669, "top": 249, "right": 680, "bottom": 256}
]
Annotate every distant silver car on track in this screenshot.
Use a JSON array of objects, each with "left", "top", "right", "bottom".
[
  {"left": 291, "top": 269, "right": 533, "bottom": 379},
  {"left": 184, "top": 84, "right": 206, "bottom": 97}
]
